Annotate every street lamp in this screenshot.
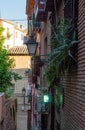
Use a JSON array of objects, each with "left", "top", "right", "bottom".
[
  {"left": 25, "top": 34, "right": 38, "bottom": 85},
  {"left": 25, "top": 35, "right": 38, "bottom": 130},
  {"left": 24, "top": 34, "right": 38, "bottom": 83},
  {"left": 25, "top": 35, "right": 38, "bottom": 56},
  {"left": 22, "top": 87, "right": 26, "bottom": 111}
]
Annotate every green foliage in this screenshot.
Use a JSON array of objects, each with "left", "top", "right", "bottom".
[
  {"left": 7, "top": 32, "right": 12, "bottom": 40},
  {"left": 55, "top": 86, "right": 63, "bottom": 112},
  {"left": 45, "top": 19, "right": 78, "bottom": 85},
  {"left": 0, "top": 27, "right": 6, "bottom": 48},
  {"left": 0, "top": 27, "right": 22, "bottom": 97}
]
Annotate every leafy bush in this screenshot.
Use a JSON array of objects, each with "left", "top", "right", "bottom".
[{"left": 0, "top": 27, "right": 22, "bottom": 97}]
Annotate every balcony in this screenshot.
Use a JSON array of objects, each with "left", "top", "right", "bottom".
[
  {"left": 33, "top": 22, "right": 41, "bottom": 31},
  {"left": 34, "top": 0, "right": 47, "bottom": 21}
]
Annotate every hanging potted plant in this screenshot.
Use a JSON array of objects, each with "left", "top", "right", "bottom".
[{"left": 45, "top": 19, "right": 78, "bottom": 86}]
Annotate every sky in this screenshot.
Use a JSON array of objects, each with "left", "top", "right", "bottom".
[{"left": 0, "top": 0, "right": 27, "bottom": 27}]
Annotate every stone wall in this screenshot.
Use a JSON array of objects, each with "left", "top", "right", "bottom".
[{"left": 0, "top": 94, "right": 17, "bottom": 130}]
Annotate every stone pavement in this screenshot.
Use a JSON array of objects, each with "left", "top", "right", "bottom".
[
  {"left": 17, "top": 105, "right": 27, "bottom": 130},
  {"left": 15, "top": 93, "right": 29, "bottom": 130}
]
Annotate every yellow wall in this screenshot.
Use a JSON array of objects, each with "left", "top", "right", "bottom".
[
  {"left": 9, "top": 55, "right": 32, "bottom": 93},
  {"left": 10, "top": 55, "right": 31, "bottom": 69}
]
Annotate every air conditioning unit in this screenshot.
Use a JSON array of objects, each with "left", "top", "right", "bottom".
[{"left": 0, "top": 93, "right": 5, "bottom": 122}]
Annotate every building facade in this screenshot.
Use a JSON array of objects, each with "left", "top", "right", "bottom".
[
  {"left": 9, "top": 45, "right": 32, "bottom": 94},
  {"left": 0, "top": 18, "right": 27, "bottom": 49},
  {"left": 26, "top": 0, "right": 85, "bottom": 130}
]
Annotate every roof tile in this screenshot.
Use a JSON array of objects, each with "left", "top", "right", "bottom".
[{"left": 9, "top": 45, "right": 29, "bottom": 55}]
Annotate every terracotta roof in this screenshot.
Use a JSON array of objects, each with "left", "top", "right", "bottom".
[
  {"left": 0, "top": 18, "right": 14, "bottom": 25},
  {"left": 9, "top": 45, "right": 29, "bottom": 55}
]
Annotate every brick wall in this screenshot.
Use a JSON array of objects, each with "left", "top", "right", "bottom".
[
  {"left": 32, "top": 0, "right": 85, "bottom": 129},
  {"left": 60, "top": 0, "right": 85, "bottom": 129}
]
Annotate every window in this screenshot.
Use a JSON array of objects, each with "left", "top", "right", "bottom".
[
  {"left": 7, "top": 27, "right": 10, "bottom": 39},
  {"left": 21, "top": 34, "right": 23, "bottom": 40},
  {"left": 16, "top": 32, "right": 18, "bottom": 38},
  {"left": 64, "top": 0, "right": 73, "bottom": 21},
  {"left": 64, "top": 0, "right": 78, "bottom": 41},
  {"left": 64, "top": 0, "right": 78, "bottom": 68},
  {"left": 7, "top": 27, "right": 10, "bottom": 34},
  {"left": 20, "top": 24, "right": 22, "bottom": 29},
  {"left": 64, "top": 0, "right": 78, "bottom": 28},
  {"left": 44, "top": 37, "right": 47, "bottom": 55},
  {"left": 7, "top": 45, "right": 10, "bottom": 49}
]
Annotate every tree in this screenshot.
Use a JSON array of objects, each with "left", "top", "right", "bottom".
[{"left": 0, "top": 27, "right": 22, "bottom": 97}]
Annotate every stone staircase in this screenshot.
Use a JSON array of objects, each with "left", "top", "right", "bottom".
[{"left": 14, "top": 93, "right": 28, "bottom": 130}]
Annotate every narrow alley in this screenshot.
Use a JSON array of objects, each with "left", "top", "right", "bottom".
[{"left": 16, "top": 93, "right": 28, "bottom": 130}]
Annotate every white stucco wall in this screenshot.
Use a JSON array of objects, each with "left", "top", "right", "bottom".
[
  {"left": 0, "top": 19, "right": 27, "bottom": 48},
  {"left": 2, "top": 21, "right": 15, "bottom": 48}
]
